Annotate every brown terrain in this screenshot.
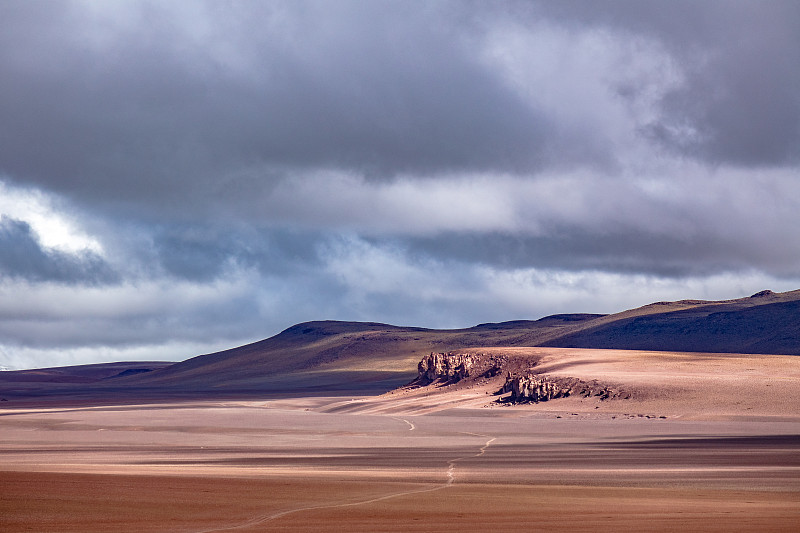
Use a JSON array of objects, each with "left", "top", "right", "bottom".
[{"left": 1, "top": 289, "right": 799, "bottom": 531}]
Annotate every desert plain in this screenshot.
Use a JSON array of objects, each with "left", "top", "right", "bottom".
[{"left": 1, "top": 346, "right": 799, "bottom": 532}]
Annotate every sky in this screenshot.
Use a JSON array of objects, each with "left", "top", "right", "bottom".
[{"left": 1, "top": 0, "right": 799, "bottom": 369}]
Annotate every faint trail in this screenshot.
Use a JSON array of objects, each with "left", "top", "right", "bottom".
[
  {"left": 197, "top": 431, "right": 495, "bottom": 533},
  {"left": 391, "top": 416, "right": 416, "bottom": 431},
  {"left": 461, "top": 431, "right": 496, "bottom": 457},
  {"left": 446, "top": 432, "right": 496, "bottom": 486}
]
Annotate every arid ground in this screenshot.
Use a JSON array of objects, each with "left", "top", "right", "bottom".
[{"left": 2, "top": 347, "right": 799, "bottom": 532}]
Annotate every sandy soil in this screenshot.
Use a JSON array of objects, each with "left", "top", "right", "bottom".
[{"left": 2, "top": 348, "right": 799, "bottom": 531}]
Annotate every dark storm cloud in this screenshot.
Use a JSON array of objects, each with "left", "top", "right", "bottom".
[
  {"left": 0, "top": 0, "right": 552, "bottom": 214},
  {"left": 0, "top": 216, "right": 117, "bottom": 283},
  {"left": 0, "top": 0, "right": 795, "bottom": 215}
]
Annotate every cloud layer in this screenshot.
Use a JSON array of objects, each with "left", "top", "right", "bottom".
[{"left": 1, "top": 1, "right": 798, "bottom": 368}]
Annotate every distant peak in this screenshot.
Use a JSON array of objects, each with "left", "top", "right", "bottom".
[{"left": 750, "top": 290, "right": 774, "bottom": 298}]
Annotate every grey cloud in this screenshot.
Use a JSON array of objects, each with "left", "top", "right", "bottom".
[
  {"left": 651, "top": 4, "right": 800, "bottom": 166},
  {"left": 151, "top": 225, "right": 325, "bottom": 281},
  {"left": 0, "top": 0, "right": 551, "bottom": 216},
  {"left": 522, "top": 0, "right": 800, "bottom": 166},
  {"left": 401, "top": 229, "right": 800, "bottom": 280},
  {"left": 0, "top": 296, "right": 258, "bottom": 350},
  {"left": 2, "top": 0, "right": 795, "bottom": 222},
  {"left": 0, "top": 254, "right": 348, "bottom": 351},
  {"left": 153, "top": 226, "right": 246, "bottom": 282},
  {"left": 0, "top": 216, "right": 118, "bottom": 284}
]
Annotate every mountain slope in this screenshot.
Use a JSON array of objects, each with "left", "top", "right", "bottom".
[
  {"left": 122, "top": 315, "right": 600, "bottom": 392},
  {"left": 117, "top": 289, "right": 800, "bottom": 392},
  {"left": 2, "top": 289, "right": 798, "bottom": 404},
  {"left": 542, "top": 290, "right": 800, "bottom": 354}
]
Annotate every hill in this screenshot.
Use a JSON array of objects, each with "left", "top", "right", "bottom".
[
  {"left": 1, "top": 289, "right": 798, "bottom": 404},
  {"left": 541, "top": 289, "right": 800, "bottom": 354},
  {"left": 107, "top": 314, "right": 602, "bottom": 394}
]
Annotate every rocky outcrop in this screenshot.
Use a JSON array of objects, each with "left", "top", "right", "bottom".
[
  {"left": 410, "top": 351, "right": 628, "bottom": 405},
  {"left": 499, "top": 372, "right": 626, "bottom": 403},
  {"left": 417, "top": 352, "right": 475, "bottom": 383},
  {"left": 501, "top": 373, "right": 571, "bottom": 403}
]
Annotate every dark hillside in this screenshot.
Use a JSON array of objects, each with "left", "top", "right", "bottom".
[{"left": 544, "top": 299, "right": 800, "bottom": 354}]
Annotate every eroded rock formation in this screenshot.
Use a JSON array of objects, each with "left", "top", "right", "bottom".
[
  {"left": 417, "top": 352, "right": 475, "bottom": 383},
  {"left": 500, "top": 373, "right": 626, "bottom": 403},
  {"left": 410, "top": 351, "right": 628, "bottom": 405},
  {"left": 501, "top": 373, "right": 571, "bottom": 402}
]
